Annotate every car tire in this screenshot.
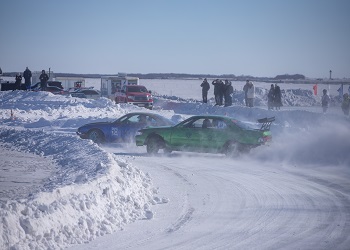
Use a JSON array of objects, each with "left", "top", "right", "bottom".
[
  {"left": 146, "top": 136, "right": 161, "bottom": 154},
  {"left": 88, "top": 129, "right": 104, "bottom": 144},
  {"left": 115, "top": 98, "right": 119, "bottom": 104},
  {"left": 224, "top": 141, "right": 241, "bottom": 157},
  {"left": 163, "top": 147, "right": 172, "bottom": 154}
]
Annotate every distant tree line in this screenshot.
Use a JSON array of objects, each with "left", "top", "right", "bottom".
[{"left": 274, "top": 74, "right": 305, "bottom": 80}]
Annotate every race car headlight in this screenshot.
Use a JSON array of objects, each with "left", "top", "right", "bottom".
[{"left": 136, "top": 131, "right": 143, "bottom": 136}]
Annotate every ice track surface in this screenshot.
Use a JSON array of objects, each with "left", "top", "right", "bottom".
[{"left": 71, "top": 148, "right": 350, "bottom": 250}]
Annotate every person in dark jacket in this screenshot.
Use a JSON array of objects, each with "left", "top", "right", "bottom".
[
  {"left": 200, "top": 78, "right": 210, "bottom": 103},
  {"left": 267, "top": 84, "right": 275, "bottom": 110},
  {"left": 274, "top": 84, "right": 282, "bottom": 110},
  {"left": 218, "top": 80, "right": 225, "bottom": 106},
  {"left": 321, "top": 89, "right": 330, "bottom": 114},
  {"left": 23, "top": 67, "right": 32, "bottom": 90},
  {"left": 15, "top": 73, "right": 22, "bottom": 90},
  {"left": 212, "top": 79, "right": 221, "bottom": 105},
  {"left": 39, "top": 70, "right": 49, "bottom": 91},
  {"left": 224, "top": 80, "right": 233, "bottom": 106}
]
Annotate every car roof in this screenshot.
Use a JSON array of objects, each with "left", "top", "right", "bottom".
[
  {"left": 122, "top": 112, "right": 160, "bottom": 117},
  {"left": 188, "top": 115, "right": 231, "bottom": 119}
]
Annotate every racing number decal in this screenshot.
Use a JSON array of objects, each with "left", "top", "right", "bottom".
[{"left": 112, "top": 127, "right": 119, "bottom": 136}]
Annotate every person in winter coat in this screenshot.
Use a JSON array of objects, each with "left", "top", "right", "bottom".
[
  {"left": 246, "top": 81, "right": 255, "bottom": 107},
  {"left": 243, "top": 80, "right": 249, "bottom": 107},
  {"left": 23, "top": 67, "right": 32, "bottom": 90},
  {"left": 39, "top": 70, "right": 49, "bottom": 91},
  {"left": 218, "top": 80, "right": 225, "bottom": 105},
  {"left": 15, "top": 73, "right": 22, "bottom": 90},
  {"left": 212, "top": 79, "right": 221, "bottom": 105},
  {"left": 200, "top": 78, "right": 210, "bottom": 103},
  {"left": 274, "top": 84, "right": 283, "bottom": 110},
  {"left": 341, "top": 93, "right": 350, "bottom": 116},
  {"left": 224, "top": 80, "right": 233, "bottom": 107},
  {"left": 267, "top": 84, "right": 275, "bottom": 110},
  {"left": 321, "top": 89, "right": 330, "bottom": 114}
]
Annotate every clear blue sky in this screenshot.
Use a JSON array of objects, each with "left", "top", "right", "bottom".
[{"left": 1, "top": 0, "right": 349, "bottom": 78}]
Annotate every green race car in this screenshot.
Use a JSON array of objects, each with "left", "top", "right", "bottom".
[{"left": 135, "top": 115, "right": 274, "bottom": 156}]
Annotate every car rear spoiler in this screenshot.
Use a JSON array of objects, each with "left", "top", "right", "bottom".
[{"left": 257, "top": 117, "right": 275, "bottom": 131}]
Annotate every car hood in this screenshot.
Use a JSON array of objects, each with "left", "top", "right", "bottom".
[
  {"left": 128, "top": 92, "right": 151, "bottom": 96},
  {"left": 81, "top": 121, "right": 112, "bottom": 127}
]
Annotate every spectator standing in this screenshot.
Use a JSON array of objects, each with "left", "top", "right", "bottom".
[
  {"left": 341, "top": 93, "right": 350, "bottom": 116},
  {"left": 274, "top": 84, "right": 282, "bottom": 110},
  {"left": 321, "top": 89, "right": 330, "bottom": 114},
  {"left": 23, "top": 67, "right": 32, "bottom": 90},
  {"left": 224, "top": 80, "right": 233, "bottom": 107},
  {"left": 246, "top": 81, "right": 255, "bottom": 107},
  {"left": 200, "top": 78, "right": 210, "bottom": 103},
  {"left": 243, "top": 80, "right": 250, "bottom": 107},
  {"left": 15, "top": 73, "right": 22, "bottom": 90},
  {"left": 218, "top": 80, "right": 225, "bottom": 105},
  {"left": 267, "top": 84, "right": 275, "bottom": 110},
  {"left": 39, "top": 69, "right": 49, "bottom": 91},
  {"left": 212, "top": 79, "right": 221, "bottom": 105}
]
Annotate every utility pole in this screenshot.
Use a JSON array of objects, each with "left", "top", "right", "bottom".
[{"left": 329, "top": 70, "right": 332, "bottom": 80}]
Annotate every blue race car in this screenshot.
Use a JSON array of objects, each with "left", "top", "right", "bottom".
[{"left": 76, "top": 112, "right": 174, "bottom": 144}]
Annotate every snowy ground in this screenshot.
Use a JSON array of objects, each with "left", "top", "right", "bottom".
[{"left": 1, "top": 81, "right": 350, "bottom": 250}]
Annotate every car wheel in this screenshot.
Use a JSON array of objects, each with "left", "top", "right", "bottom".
[
  {"left": 115, "top": 98, "right": 119, "bottom": 104},
  {"left": 88, "top": 129, "right": 104, "bottom": 144},
  {"left": 163, "top": 147, "right": 172, "bottom": 154},
  {"left": 224, "top": 141, "right": 241, "bottom": 157},
  {"left": 146, "top": 136, "right": 161, "bottom": 154}
]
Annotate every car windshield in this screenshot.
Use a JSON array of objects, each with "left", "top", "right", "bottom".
[
  {"left": 127, "top": 86, "right": 148, "bottom": 92},
  {"left": 117, "top": 114, "right": 174, "bottom": 126}
]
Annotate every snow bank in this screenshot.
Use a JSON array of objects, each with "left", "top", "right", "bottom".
[{"left": 0, "top": 128, "right": 164, "bottom": 250}]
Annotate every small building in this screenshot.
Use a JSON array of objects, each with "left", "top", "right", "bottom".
[
  {"left": 100, "top": 74, "right": 139, "bottom": 99},
  {"left": 55, "top": 77, "right": 85, "bottom": 90}
]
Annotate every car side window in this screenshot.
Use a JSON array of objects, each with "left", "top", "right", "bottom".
[
  {"left": 120, "top": 115, "right": 139, "bottom": 124},
  {"left": 147, "top": 116, "right": 158, "bottom": 126},
  {"left": 128, "top": 115, "right": 140, "bottom": 124},
  {"left": 211, "top": 119, "right": 227, "bottom": 129},
  {"left": 181, "top": 120, "right": 195, "bottom": 128}
]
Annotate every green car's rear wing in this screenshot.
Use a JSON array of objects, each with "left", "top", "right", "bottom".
[{"left": 257, "top": 117, "right": 275, "bottom": 131}]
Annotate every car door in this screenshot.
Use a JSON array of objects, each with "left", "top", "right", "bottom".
[
  {"left": 110, "top": 114, "right": 153, "bottom": 142},
  {"left": 207, "top": 119, "right": 231, "bottom": 149},
  {"left": 169, "top": 118, "right": 214, "bottom": 150}
]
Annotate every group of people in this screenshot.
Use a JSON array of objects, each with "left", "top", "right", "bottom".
[
  {"left": 200, "top": 78, "right": 234, "bottom": 107},
  {"left": 201, "top": 79, "right": 257, "bottom": 108},
  {"left": 12, "top": 67, "right": 49, "bottom": 91},
  {"left": 322, "top": 88, "right": 350, "bottom": 116},
  {"left": 267, "top": 84, "right": 282, "bottom": 110}
]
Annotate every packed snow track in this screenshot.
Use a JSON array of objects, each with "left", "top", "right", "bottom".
[{"left": 72, "top": 150, "right": 350, "bottom": 250}]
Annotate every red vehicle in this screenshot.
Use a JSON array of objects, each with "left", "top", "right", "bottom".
[{"left": 115, "top": 85, "right": 153, "bottom": 109}]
